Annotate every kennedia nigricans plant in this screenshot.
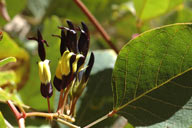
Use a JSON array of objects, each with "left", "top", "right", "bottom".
[
  {"left": 28, "top": 20, "right": 94, "bottom": 117},
  {"left": 53, "top": 20, "right": 94, "bottom": 93}
]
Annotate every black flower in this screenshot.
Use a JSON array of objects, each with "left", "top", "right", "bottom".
[{"left": 28, "top": 30, "right": 53, "bottom": 98}]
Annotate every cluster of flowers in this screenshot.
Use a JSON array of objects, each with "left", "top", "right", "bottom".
[{"left": 29, "top": 21, "right": 94, "bottom": 116}]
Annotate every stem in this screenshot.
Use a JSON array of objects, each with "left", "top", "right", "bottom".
[
  {"left": 47, "top": 97, "right": 51, "bottom": 113},
  {"left": 84, "top": 110, "right": 116, "bottom": 128},
  {"left": 7, "top": 100, "right": 26, "bottom": 128},
  {"left": 73, "top": 0, "right": 118, "bottom": 53},
  {"left": 56, "top": 118, "right": 80, "bottom": 128},
  {"left": 57, "top": 89, "right": 64, "bottom": 112},
  {"left": 26, "top": 112, "right": 58, "bottom": 118},
  {"left": 60, "top": 84, "right": 72, "bottom": 114},
  {"left": 69, "top": 97, "right": 78, "bottom": 116},
  {"left": 26, "top": 112, "right": 78, "bottom": 128},
  {"left": 18, "top": 118, "right": 25, "bottom": 128}
]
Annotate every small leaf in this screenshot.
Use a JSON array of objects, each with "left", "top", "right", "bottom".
[
  {"left": 0, "top": 112, "right": 6, "bottom": 128},
  {"left": 0, "top": 57, "right": 16, "bottom": 67},
  {"left": 112, "top": 23, "right": 192, "bottom": 126}
]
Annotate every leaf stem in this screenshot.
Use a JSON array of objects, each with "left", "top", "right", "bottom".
[
  {"left": 84, "top": 110, "right": 116, "bottom": 128},
  {"left": 73, "top": 0, "right": 118, "bottom": 53}
]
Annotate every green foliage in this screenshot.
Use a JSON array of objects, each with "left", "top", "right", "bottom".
[
  {"left": 1, "top": 0, "right": 192, "bottom": 127},
  {"left": 134, "top": 0, "right": 183, "bottom": 21},
  {"left": 112, "top": 23, "right": 192, "bottom": 126}
]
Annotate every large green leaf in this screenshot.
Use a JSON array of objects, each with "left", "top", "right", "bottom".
[
  {"left": 133, "top": 0, "right": 183, "bottom": 21},
  {"left": 112, "top": 23, "right": 192, "bottom": 126},
  {"left": 19, "top": 16, "right": 61, "bottom": 110}
]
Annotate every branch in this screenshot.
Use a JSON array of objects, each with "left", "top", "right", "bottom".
[
  {"left": 73, "top": 0, "right": 119, "bottom": 53},
  {"left": 84, "top": 110, "right": 117, "bottom": 128},
  {"left": 7, "top": 100, "right": 25, "bottom": 128}
]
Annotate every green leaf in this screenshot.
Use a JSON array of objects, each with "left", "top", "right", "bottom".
[
  {"left": 137, "top": 97, "right": 192, "bottom": 128},
  {"left": 0, "top": 57, "right": 16, "bottom": 67},
  {"left": 19, "top": 16, "right": 61, "bottom": 110},
  {"left": 112, "top": 23, "right": 192, "bottom": 126},
  {"left": 0, "top": 112, "right": 6, "bottom": 128},
  {"left": 133, "top": 0, "right": 183, "bottom": 21}
]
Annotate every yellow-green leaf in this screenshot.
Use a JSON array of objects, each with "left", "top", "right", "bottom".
[{"left": 0, "top": 57, "right": 16, "bottom": 67}]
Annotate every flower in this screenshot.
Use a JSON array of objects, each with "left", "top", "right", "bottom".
[
  {"left": 53, "top": 20, "right": 94, "bottom": 94},
  {"left": 28, "top": 30, "right": 53, "bottom": 98}
]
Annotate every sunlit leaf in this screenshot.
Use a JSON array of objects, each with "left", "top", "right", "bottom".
[
  {"left": 0, "top": 57, "right": 16, "bottom": 67},
  {"left": 112, "top": 23, "right": 192, "bottom": 126},
  {"left": 134, "top": 0, "right": 183, "bottom": 21}
]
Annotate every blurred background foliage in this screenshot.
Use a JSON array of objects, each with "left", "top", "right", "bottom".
[{"left": 0, "top": 0, "right": 192, "bottom": 127}]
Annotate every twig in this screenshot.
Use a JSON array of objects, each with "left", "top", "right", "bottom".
[
  {"left": 84, "top": 110, "right": 116, "bottom": 128},
  {"left": 73, "top": 0, "right": 118, "bottom": 53},
  {"left": 26, "top": 112, "right": 58, "bottom": 118}
]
